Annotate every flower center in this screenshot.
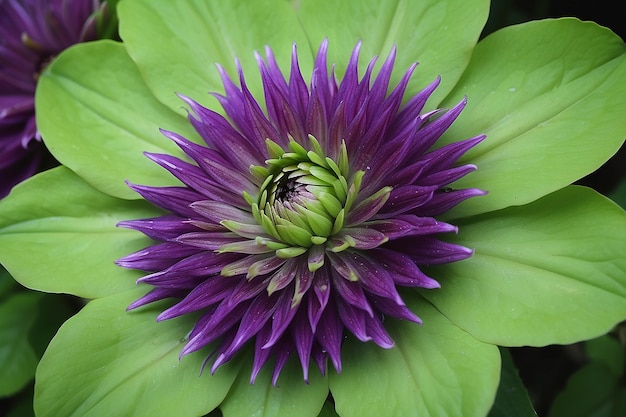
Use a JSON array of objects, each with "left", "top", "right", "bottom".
[{"left": 246, "top": 135, "right": 364, "bottom": 255}]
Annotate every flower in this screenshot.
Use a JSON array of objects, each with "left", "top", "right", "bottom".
[
  {"left": 116, "top": 40, "right": 485, "bottom": 383},
  {"left": 1, "top": 0, "right": 625, "bottom": 416},
  {"left": 0, "top": 0, "right": 113, "bottom": 198}
]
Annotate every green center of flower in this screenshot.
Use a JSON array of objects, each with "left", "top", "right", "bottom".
[{"left": 245, "top": 135, "right": 364, "bottom": 258}]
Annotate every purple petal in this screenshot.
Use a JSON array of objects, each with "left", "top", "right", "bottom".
[
  {"left": 182, "top": 302, "right": 248, "bottom": 357},
  {"left": 117, "top": 215, "right": 197, "bottom": 240},
  {"left": 408, "top": 98, "right": 468, "bottom": 157},
  {"left": 138, "top": 252, "right": 242, "bottom": 286},
  {"left": 157, "top": 277, "right": 238, "bottom": 320},
  {"left": 331, "top": 270, "right": 374, "bottom": 316},
  {"left": 267, "top": 259, "right": 298, "bottom": 294},
  {"left": 364, "top": 314, "right": 394, "bottom": 349},
  {"left": 418, "top": 135, "right": 485, "bottom": 180},
  {"left": 127, "top": 287, "right": 188, "bottom": 311},
  {"left": 307, "top": 268, "right": 331, "bottom": 332},
  {"left": 367, "top": 294, "right": 422, "bottom": 324},
  {"left": 390, "top": 237, "right": 474, "bottom": 265},
  {"left": 330, "top": 251, "right": 403, "bottom": 305},
  {"left": 125, "top": 183, "right": 201, "bottom": 218},
  {"left": 372, "top": 248, "right": 440, "bottom": 288},
  {"left": 418, "top": 187, "right": 488, "bottom": 217},
  {"left": 314, "top": 301, "right": 343, "bottom": 372},
  {"left": 291, "top": 308, "right": 315, "bottom": 383},
  {"left": 379, "top": 185, "right": 438, "bottom": 217},
  {"left": 262, "top": 289, "right": 299, "bottom": 349},
  {"left": 217, "top": 292, "right": 281, "bottom": 363},
  {"left": 115, "top": 242, "right": 200, "bottom": 272},
  {"left": 363, "top": 215, "right": 457, "bottom": 240},
  {"left": 174, "top": 231, "right": 242, "bottom": 251},
  {"left": 337, "top": 302, "right": 370, "bottom": 342},
  {"left": 336, "top": 227, "right": 388, "bottom": 250}
]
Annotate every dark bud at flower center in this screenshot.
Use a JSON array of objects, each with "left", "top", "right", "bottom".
[{"left": 273, "top": 175, "right": 300, "bottom": 203}]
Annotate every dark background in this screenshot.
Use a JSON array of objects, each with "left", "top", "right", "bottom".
[{"left": 484, "top": 0, "right": 626, "bottom": 41}]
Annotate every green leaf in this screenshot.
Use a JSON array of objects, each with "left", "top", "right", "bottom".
[
  {"left": 439, "top": 19, "right": 626, "bottom": 218},
  {"left": 119, "top": 0, "right": 310, "bottom": 113},
  {"left": 488, "top": 348, "right": 538, "bottom": 417},
  {"left": 548, "top": 362, "right": 622, "bottom": 417},
  {"left": 220, "top": 356, "right": 328, "bottom": 417},
  {"left": 0, "top": 266, "right": 19, "bottom": 298},
  {"left": 0, "top": 292, "right": 41, "bottom": 397},
  {"left": 329, "top": 297, "right": 500, "bottom": 417},
  {"left": 36, "top": 40, "right": 200, "bottom": 199},
  {"left": 609, "top": 179, "right": 626, "bottom": 210},
  {"left": 586, "top": 335, "right": 625, "bottom": 379},
  {"left": 424, "top": 186, "right": 626, "bottom": 346},
  {"left": 0, "top": 167, "right": 161, "bottom": 299},
  {"left": 35, "top": 289, "right": 242, "bottom": 417},
  {"left": 28, "top": 294, "right": 79, "bottom": 358},
  {"left": 293, "top": 0, "right": 490, "bottom": 107},
  {"left": 120, "top": 0, "right": 488, "bottom": 115}
]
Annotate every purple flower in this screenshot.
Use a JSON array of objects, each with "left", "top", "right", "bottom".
[
  {"left": 117, "top": 40, "right": 485, "bottom": 384},
  {"left": 0, "top": 0, "right": 112, "bottom": 198}
]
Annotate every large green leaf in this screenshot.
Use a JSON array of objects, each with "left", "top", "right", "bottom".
[
  {"left": 119, "top": 0, "right": 311, "bottom": 113},
  {"left": 293, "top": 0, "right": 489, "bottom": 107},
  {"left": 220, "top": 356, "right": 328, "bottom": 417},
  {"left": 119, "top": 0, "right": 488, "bottom": 115},
  {"left": 36, "top": 40, "right": 201, "bottom": 199},
  {"left": 0, "top": 167, "right": 160, "bottom": 298},
  {"left": 424, "top": 186, "right": 626, "bottom": 346},
  {"left": 439, "top": 19, "right": 626, "bottom": 218},
  {"left": 329, "top": 298, "right": 500, "bottom": 417},
  {"left": 488, "top": 348, "right": 538, "bottom": 417},
  {"left": 0, "top": 292, "right": 41, "bottom": 397},
  {"left": 34, "top": 289, "right": 242, "bottom": 417}
]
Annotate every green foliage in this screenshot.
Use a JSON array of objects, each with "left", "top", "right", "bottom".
[
  {"left": 0, "top": 291, "right": 40, "bottom": 397},
  {"left": 118, "top": 0, "right": 311, "bottom": 113},
  {"left": 0, "top": 167, "right": 161, "bottom": 298},
  {"left": 488, "top": 349, "right": 538, "bottom": 417},
  {"left": 36, "top": 41, "right": 201, "bottom": 200},
  {"left": 549, "top": 335, "right": 626, "bottom": 417},
  {"left": 220, "top": 356, "right": 329, "bottom": 417},
  {"left": 424, "top": 186, "right": 626, "bottom": 346},
  {"left": 609, "top": 180, "right": 626, "bottom": 209},
  {"left": 328, "top": 299, "right": 500, "bottom": 417},
  {"left": 35, "top": 290, "right": 242, "bottom": 417},
  {"left": 288, "top": 0, "right": 490, "bottom": 106},
  {"left": 0, "top": 269, "right": 77, "bottom": 413},
  {"left": 440, "top": 19, "right": 626, "bottom": 219}
]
